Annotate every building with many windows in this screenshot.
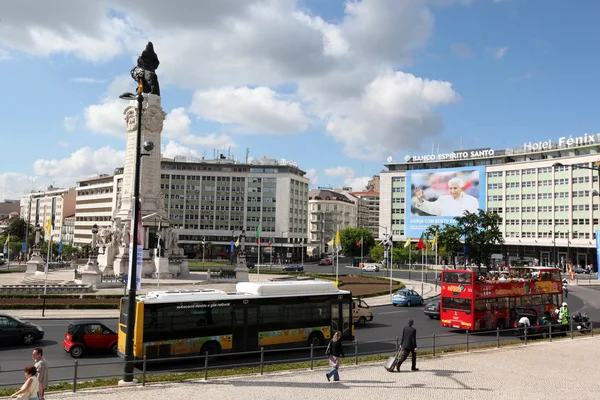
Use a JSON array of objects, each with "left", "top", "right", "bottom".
[
  {"left": 161, "top": 156, "right": 309, "bottom": 261},
  {"left": 380, "top": 133, "right": 600, "bottom": 267},
  {"left": 351, "top": 190, "right": 380, "bottom": 237},
  {"left": 20, "top": 186, "right": 76, "bottom": 243},
  {"left": 73, "top": 171, "right": 123, "bottom": 246},
  {"left": 308, "top": 189, "right": 358, "bottom": 256}
]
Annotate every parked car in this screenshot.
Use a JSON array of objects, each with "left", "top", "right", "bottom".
[
  {"left": 0, "top": 314, "right": 44, "bottom": 345},
  {"left": 392, "top": 289, "right": 424, "bottom": 307},
  {"left": 361, "top": 264, "right": 379, "bottom": 272},
  {"left": 423, "top": 299, "right": 440, "bottom": 319},
  {"left": 63, "top": 321, "right": 118, "bottom": 358},
  {"left": 572, "top": 265, "right": 588, "bottom": 274},
  {"left": 247, "top": 262, "right": 255, "bottom": 269},
  {"left": 283, "top": 264, "right": 303, "bottom": 272},
  {"left": 318, "top": 258, "right": 332, "bottom": 266}
]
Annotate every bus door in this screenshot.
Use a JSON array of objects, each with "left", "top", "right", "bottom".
[
  {"left": 232, "top": 305, "right": 258, "bottom": 352},
  {"left": 331, "top": 299, "right": 352, "bottom": 339}
]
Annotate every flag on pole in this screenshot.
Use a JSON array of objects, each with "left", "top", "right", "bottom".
[
  {"left": 234, "top": 237, "right": 240, "bottom": 247},
  {"left": 327, "top": 238, "right": 334, "bottom": 248},
  {"left": 45, "top": 217, "right": 52, "bottom": 237},
  {"left": 356, "top": 237, "right": 362, "bottom": 247},
  {"left": 267, "top": 237, "right": 272, "bottom": 247},
  {"left": 404, "top": 237, "right": 411, "bottom": 248},
  {"left": 334, "top": 229, "right": 341, "bottom": 252},
  {"left": 255, "top": 224, "right": 261, "bottom": 244},
  {"left": 230, "top": 239, "right": 235, "bottom": 253},
  {"left": 417, "top": 234, "right": 426, "bottom": 250},
  {"left": 3, "top": 235, "right": 8, "bottom": 254},
  {"left": 431, "top": 235, "right": 438, "bottom": 250}
]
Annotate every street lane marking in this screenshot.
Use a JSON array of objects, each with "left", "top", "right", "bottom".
[{"left": 377, "top": 310, "right": 408, "bottom": 315}]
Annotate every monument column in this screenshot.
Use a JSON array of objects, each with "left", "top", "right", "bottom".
[{"left": 115, "top": 94, "right": 166, "bottom": 221}]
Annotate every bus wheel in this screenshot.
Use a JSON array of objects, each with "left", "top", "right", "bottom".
[
  {"left": 308, "top": 332, "right": 324, "bottom": 347},
  {"left": 200, "top": 341, "right": 221, "bottom": 357},
  {"left": 497, "top": 319, "right": 506, "bottom": 330}
]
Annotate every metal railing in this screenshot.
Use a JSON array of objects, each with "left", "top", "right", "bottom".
[{"left": 0, "top": 320, "right": 594, "bottom": 394}]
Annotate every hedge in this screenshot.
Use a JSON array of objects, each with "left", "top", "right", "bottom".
[
  {"left": 0, "top": 294, "right": 124, "bottom": 299},
  {"left": 0, "top": 303, "right": 119, "bottom": 309}
]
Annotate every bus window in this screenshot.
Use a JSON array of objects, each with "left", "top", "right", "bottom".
[
  {"left": 497, "top": 297, "right": 509, "bottom": 309},
  {"left": 442, "top": 297, "right": 472, "bottom": 312},
  {"left": 550, "top": 271, "right": 561, "bottom": 281},
  {"left": 531, "top": 295, "right": 542, "bottom": 306},
  {"left": 443, "top": 272, "right": 472, "bottom": 285},
  {"left": 542, "top": 294, "right": 552, "bottom": 304},
  {"left": 475, "top": 299, "right": 487, "bottom": 312},
  {"left": 521, "top": 296, "right": 532, "bottom": 306}
]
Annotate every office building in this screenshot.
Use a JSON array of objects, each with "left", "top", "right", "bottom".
[
  {"left": 161, "top": 155, "right": 309, "bottom": 261},
  {"left": 73, "top": 170, "right": 123, "bottom": 246},
  {"left": 380, "top": 133, "right": 600, "bottom": 267},
  {"left": 308, "top": 189, "right": 358, "bottom": 256},
  {"left": 20, "top": 186, "right": 76, "bottom": 243}
]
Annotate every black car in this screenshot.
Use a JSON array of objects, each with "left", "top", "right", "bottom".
[
  {"left": 423, "top": 299, "right": 440, "bottom": 319},
  {"left": 0, "top": 314, "right": 45, "bottom": 345},
  {"left": 247, "top": 262, "right": 255, "bottom": 269},
  {"left": 283, "top": 264, "right": 304, "bottom": 272}
]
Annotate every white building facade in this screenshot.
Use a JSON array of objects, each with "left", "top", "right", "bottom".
[
  {"left": 380, "top": 133, "right": 600, "bottom": 267},
  {"left": 20, "top": 187, "right": 76, "bottom": 243}
]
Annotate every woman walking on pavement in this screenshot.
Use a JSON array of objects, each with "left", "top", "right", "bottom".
[{"left": 325, "top": 331, "right": 345, "bottom": 382}]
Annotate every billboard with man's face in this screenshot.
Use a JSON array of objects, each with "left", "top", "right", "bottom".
[{"left": 404, "top": 166, "right": 486, "bottom": 237}]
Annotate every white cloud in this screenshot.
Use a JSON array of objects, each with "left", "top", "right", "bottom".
[
  {"left": 304, "top": 168, "right": 319, "bottom": 187},
  {"left": 163, "top": 108, "right": 191, "bottom": 138},
  {"left": 0, "top": 173, "right": 33, "bottom": 201},
  {"left": 58, "top": 141, "right": 69, "bottom": 148},
  {"left": 324, "top": 70, "right": 460, "bottom": 160},
  {"left": 492, "top": 46, "right": 508, "bottom": 59},
  {"left": 2, "top": 0, "right": 462, "bottom": 158},
  {"left": 323, "top": 166, "right": 371, "bottom": 191},
  {"left": 63, "top": 116, "right": 78, "bottom": 132},
  {"left": 84, "top": 75, "right": 133, "bottom": 137},
  {"left": 190, "top": 86, "right": 309, "bottom": 134},
  {"left": 162, "top": 141, "right": 200, "bottom": 159},
  {"left": 33, "top": 146, "right": 125, "bottom": 187},
  {"left": 70, "top": 77, "right": 106, "bottom": 83}
]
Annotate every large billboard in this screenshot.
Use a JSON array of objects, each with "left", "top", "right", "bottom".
[{"left": 405, "top": 166, "right": 486, "bottom": 237}]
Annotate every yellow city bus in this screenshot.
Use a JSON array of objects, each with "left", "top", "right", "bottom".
[{"left": 117, "top": 280, "right": 354, "bottom": 360}]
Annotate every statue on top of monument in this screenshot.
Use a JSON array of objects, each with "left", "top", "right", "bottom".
[{"left": 130, "top": 41, "right": 160, "bottom": 96}]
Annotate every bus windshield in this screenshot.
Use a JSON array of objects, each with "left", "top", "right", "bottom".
[{"left": 442, "top": 272, "right": 472, "bottom": 285}]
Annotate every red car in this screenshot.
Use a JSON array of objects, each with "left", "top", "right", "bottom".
[{"left": 63, "top": 321, "right": 118, "bottom": 358}]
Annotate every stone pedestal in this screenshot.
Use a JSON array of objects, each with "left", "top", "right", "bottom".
[
  {"left": 113, "top": 249, "right": 129, "bottom": 276},
  {"left": 153, "top": 256, "right": 171, "bottom": 279},
  {"left": 80, "top": 259, "right": 102, "bottom": 288},
  {"left": 26, "top": 251, "right": 44, "bottom": 274},
  {"left": 235, "top": 260, "right": 249, "bottom": 282},
  {"left": 98, "top": 245, "right": 116, "bottom": 275}
]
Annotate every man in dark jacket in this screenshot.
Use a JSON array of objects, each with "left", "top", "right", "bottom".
[{"left": 396, "top": 319, "right": 419, "bottom": 372}]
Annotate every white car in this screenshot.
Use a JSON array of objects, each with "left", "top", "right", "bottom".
[{"left": 362, "top": 264, "right": 379, "bottom": 272}]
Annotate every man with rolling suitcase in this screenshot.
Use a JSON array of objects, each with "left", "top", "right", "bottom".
[{"left": 396, "top": 319, "right": 419, "bottom": 372}]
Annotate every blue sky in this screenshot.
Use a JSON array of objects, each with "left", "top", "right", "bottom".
[{"left": 1, "top": 0, "right": 599, "bottom": 201}]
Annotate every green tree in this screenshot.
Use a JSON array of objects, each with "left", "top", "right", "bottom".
[
  {"left": 437, "top": 224, "right": 463, "bottom": 267},
  {"left": 5, "top": 218, "right": 29, "bottom": 238},
  {"left": 369, "top": 243, "right": 384, "bottom": 262},
  {"left": 340, "top": 227, "right": 374, "bottom": 257},
  {"left": 455, "top": 210, "right": 504, "bottom": 270}
]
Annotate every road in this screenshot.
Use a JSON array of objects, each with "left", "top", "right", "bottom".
[{"left": 0, "top": 286, "right": 591, "bottom": 389}]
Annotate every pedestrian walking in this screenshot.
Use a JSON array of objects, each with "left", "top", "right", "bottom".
[
  {"left": 325, "top": 331, "right": 345, "bottom": 382},
  {"left": 10, "top": 365, "right": 39, "bottom": 399},
  {"left": 32, "top": 348, "right": 48, "bottom": 400},
  {"left": 396, "top": 319, "right": 419, "bottom": 372}
]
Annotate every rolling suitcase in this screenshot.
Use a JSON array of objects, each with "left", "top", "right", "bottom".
[{"left": 384, "top": 348, "right": 403, "bottom": 372}]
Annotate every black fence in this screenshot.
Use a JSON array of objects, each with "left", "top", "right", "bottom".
[{"left": 0, "top": 320, "right": 594, "bottom": 394}]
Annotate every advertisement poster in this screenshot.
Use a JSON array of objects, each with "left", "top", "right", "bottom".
[
  {"left": 128, "top": 204, "right": 143, "bottom": 291},
  {"left": 405, "top": 166, "right": 486, "bottom": 237},
  {"left": 596, "top": 230, "right": 600, "bottom": 281}
]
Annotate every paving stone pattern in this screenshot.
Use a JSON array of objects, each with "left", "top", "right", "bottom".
[{"left": 42, "top": 336, "right": 600, "bottom": 400}]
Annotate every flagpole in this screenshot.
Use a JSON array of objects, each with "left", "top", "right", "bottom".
[
  {"left": 43, "top": 224, "right": 51, "bottom": 318},
  {"left": 421, "top": 246, "right": 424, "bottom": 297},
  {"left": 360, "top": 236, "right": 363, "bottom": 267},
  {"left": 389, "top": 235, "right": 393, "bottom": 302},
  {"left": 257, "top": 241, "right": 261, "bottom": 281},
  {"left": 423, "top": 243, "right": 427, "bottom": 297}
]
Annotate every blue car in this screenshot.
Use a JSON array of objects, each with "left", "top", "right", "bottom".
[
  {"left": 283, "top": 264, "right": 304, "bottom": 272},
  {"left": 392, "top": 289, "right": 423, "bottom": 307}
]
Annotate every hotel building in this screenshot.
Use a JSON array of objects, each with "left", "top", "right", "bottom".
[{"left": 380, "top": 133, "right": 600, "bottom": 267}]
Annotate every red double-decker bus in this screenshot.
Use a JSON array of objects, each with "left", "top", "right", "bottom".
[{"left": 440, "top": 267, "right": 563, "bottom": 331}]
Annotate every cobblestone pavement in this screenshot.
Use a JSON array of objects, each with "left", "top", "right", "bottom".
[{"left": 32, "top": 336, "right": 600, "bottom": 400}]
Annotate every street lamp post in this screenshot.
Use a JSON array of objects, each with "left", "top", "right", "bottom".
[{"left": 119, "top": 91, "right": 144, "bottom": 384}]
